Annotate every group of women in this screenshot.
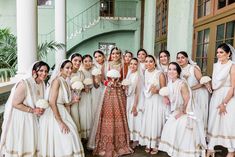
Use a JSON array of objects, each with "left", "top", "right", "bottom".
[{"left": 0, "top": 43, "right": 234, "bottom": 157}]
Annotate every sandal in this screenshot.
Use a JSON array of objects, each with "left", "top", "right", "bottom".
[
  {"left": 150, "top": 148, "right": 158, "bottom": 155},
  {"left": 145, "top": 147, "right": 151, "bottom": 153}
]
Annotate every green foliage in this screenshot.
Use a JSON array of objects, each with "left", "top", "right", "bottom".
[{"left": 0, "top": 28, "right": 65, "bottom": 82}]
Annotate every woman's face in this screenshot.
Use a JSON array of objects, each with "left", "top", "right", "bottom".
[
  {"left": 137, "top": 51, "right": 147, "bottom": 62},
  {"left": 34, "top": 66, "right": 49, "bottom": 82},
  {"left": 168, "top": 64, "right": 178, "bottom": 80},
  {"left": 159, "top": 52, "right": 169, "bottom": 65},
  {"left": 94, "top": 52, "right": 105, "bottom": 65},
  {"left": 216, "top": 48, "right": 230, "bottom": 63},
  {"left": 176, "top": 53, "right": 188, "bottom": 67},
  {"left": 72, "top": 56, "right": 82, "bottom": 70},
  {"left": 61, "top": 62, "right": 73, "bottom": 77},
  {"left": 129, "top": 59, "right": 138, "bottom": 73},
  {"left": 83, "top": 57, "right": 93, "bottom": 70},
  {"left": 124, "top": 53, "right": 132, "bottom": 64},
  {"left": 111, "top": 49, "right": 121, "bottom": 62},
  {"left": 145, "top": 57, "right": 155, "bottom": 70}
]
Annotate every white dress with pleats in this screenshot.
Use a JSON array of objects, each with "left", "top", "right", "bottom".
[
  {"left": 181, "top": 64, "right": 209, "bottom": 131},
  {"left": 207, "top": 60, "right": 235, "bottom": 152},
  {"left": 139, "top": 69, "right": 166, "bottom": 149},
  {"left": 159, "top": 79, "right": 206, "bottom": 157},
  {"left": 79, "top": 68, "right": 93, "bottom": 139},
  {"left": 38, "top": 77, "right": 84, "bottom": 157},
  {"left": 1, "top": 78, "right": 44, "bottom": 157},
  {"left": 70, "top": 71, "right": 84, "bottom": 133},
  {"left": 126, "top": 71, "right": 142, "bottom": 141}
]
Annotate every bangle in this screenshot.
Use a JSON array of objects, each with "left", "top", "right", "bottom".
[
  {"left": 223, "top": 102, "right": 227, "bottom": 106},
  {"left": 27, "top": 107, "right": 33, "bottom": 113}
]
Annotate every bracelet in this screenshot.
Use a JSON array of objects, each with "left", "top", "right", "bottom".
[
  {"left": 223, "top": 102, "right": 227, "bottom": 106},
  {"left": 27, "top": 107, "right": 33, "bottom": 113}
]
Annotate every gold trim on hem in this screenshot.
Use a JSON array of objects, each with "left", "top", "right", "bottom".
[{"left": 207, "top": 132, "right": 235, "bottom": 139}]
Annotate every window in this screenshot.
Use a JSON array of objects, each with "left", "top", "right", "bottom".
[
  {"left": 197, "top": 0, "right": 211, "bottom": 18},
  {"left": 100, "top": 0, "right": 114, "bottom": 17},
  {"left": 215, "top": 20, "right": 235, "bottom": 61},
  {"left": 218, "top": 0, "right": 235, "bottom": 9},
  {"left": 99, "top": 42, "right": 116, "bottom": 56},
  {"left": 155, "top": 0, "right": 168, "bottom": 54},
  {"left": 195, "top": 29, "right": 210, "bottom": 74},
  {"left": 38, "top": 0, "right": 52, "bottom": 6}
]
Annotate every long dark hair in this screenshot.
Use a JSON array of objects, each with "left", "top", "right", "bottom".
[
  {"left": 137, "top": 48, "right": 147, "bottom": 56},
  {"left": 168, "top": 62, "right": 181, "bottom": 77},
  {"left": 70, "top": 53, "right": 82, "bottom": 61},
  {"left": 217, "top": 43, "right": 231, "bottom": 57}
]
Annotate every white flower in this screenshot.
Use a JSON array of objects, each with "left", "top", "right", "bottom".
[
  {"left": 159, "top": 87, "right": 169, "bottom": 96},
  {"left": 200, "top": 76, "right": 211, "bottom": 84},
  {"left": 107, "top": 69, "right": 121, "bottom": 78},
  {"left": 71, "top": 81, "right": 84, "bottom": 90},
  {"left": 36, "top": 99, "right": 49, "bottom": 109},
  {"left": 92, "top": 68, "right": 102, "bottom": 76},
  {"left": 121, "top": 79, "right": 131, "bottom": 86},
  {"left": 71, "top": 76, "right": 82, "bottom": 84},
  {"left": 83, "top": 78, "right": 93, "bottom": 86}
]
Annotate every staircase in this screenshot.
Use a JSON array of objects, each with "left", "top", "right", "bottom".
[{"left": 39, "top": 0, "right": 138, "bottom": 51}]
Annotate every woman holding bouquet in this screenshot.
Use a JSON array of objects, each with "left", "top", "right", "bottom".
[
  {"left": 159, "top": 62, "right": 206, "bottom": 157},
  {"left": 177, "top": 51, "right": 209, "bottom": 132},
  {"left": 207, "top": 43, "right": 235, "bottom": 157},
  {"left": 88, "top": 47, "right": 133, "bottom": 157},
  {"left": 0, "top": 61, "right": 49, "bottom": 157},
  {"left": 91, "top": 50, "right": 106, "bottom": 122},
  {"left": 139, "top": 55, "right": 167, "bottom": 154},
  {"left": 79, "top": 54, "right": 94, "bottom": 139},
  {"left": 69, "top": 53, "right": 84, "bottom": 132},
  {"left": 38, "top": 60, "right": 84, "bottom": 157}
]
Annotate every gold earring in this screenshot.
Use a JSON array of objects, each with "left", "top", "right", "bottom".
[{"left": 33, "top": 74, "right": 37, "bottom": 78}]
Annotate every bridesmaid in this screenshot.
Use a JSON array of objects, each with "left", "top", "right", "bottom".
[
  {"left": 136, "top": 48, "right": 148, "bottom": 114},
  {"left": 125, "top": 58, "right": 142, "bottom": 149},
  {"left": 0, "top": 61, "right": 49, "bottom": 157},
  {"left": 177, "top": 51, "right": 209, "bottom": 132},
  {"left": 91, "top": 50, "right": 106, "bottom": 121},
  {"left": 159, "top": 62, "right": 206, "bottom": 157},
  {"left": 69, "top": 53, "right": 84, "bottom": 132},
  {"left": 38, "top": 60, "right": 84, "bottom": 157},
  {"left": 157, "top": 50, "right": 170, "bottom": 77},
  {"left": 79, "top": 54, "right": 93, "bottom": 139},
  {"left": 139, "top": 55, "right": 167, "bottom": 155},
  {"left": 207, "top": 43, "right": 235, "bottom": 157},
  {"left": 123, "top": 50, "right": 133, "bottom": 78}
]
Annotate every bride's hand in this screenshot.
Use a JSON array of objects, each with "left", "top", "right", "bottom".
[{"left": 59, "top": 121, "right": 70, "bottom": 134}]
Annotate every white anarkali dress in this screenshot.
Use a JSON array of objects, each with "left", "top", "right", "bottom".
[
  {"left": 0, "top": 77, "right": 44, "bottom": 157},
  {"left": 70, "top": 71, "right": 84, "bottom": 133},
  {"left": 38, "top": 77, "right": 84, "bottom": 157},
  {"left": 207, "top": 60, "right": 235, "bottom": 152},
  {"left": 139, "top": 69, "right": 166, "bottom": 149},
  {"left": 126, "top": 71, "right": 142, "bottom": 141},
  {"left": 79, "top": 68, "right": 93, "bottom": 139},
  {"left": 159, "top": 79, "right": 206, "bottom": 157},
  {"left": 181, "top": 64, "right": 209, "bottom": 131}
]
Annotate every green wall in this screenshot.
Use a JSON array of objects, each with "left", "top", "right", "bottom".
[{"left": 68, "top": 30, "right": 135, "bottom": 57}]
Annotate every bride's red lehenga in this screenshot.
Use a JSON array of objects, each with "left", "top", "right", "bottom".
[{"left": 93, "top": 62, "right": 133, "bottom": 157}]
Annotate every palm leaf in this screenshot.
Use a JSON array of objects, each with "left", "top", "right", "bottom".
[{"left": 37, "top": 41, "right": 65, "bottom": 59}]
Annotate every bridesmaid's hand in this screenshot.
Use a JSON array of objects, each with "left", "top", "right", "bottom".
[
  {"left": 59, "top": 121, "right": 70, "bottom": 134},
  {"left": 204, "top": 82, "right": 212, "bottom": 93},
  {"left": 150, "top": 85, "right": 159, "bottom": 94},
  {"left": 131, "top": 105, "right": 138, "bottom": 117},
  {"left": 84, "top": 86, "right": 90, "bottom": 93},
  {"left": 175, "top": 112, "right": 184, "bottom": 119},
  {"left": 217, "top": 104, "right": 227, "bottom": 115},
  {"left": 72, "top": 95, "right": 80, "bottom": 104},
  {"left": 33, "top": 107, "right": 44, "bottom": 116},
  {"left": 163, "top": 96, "right": 170, "bottom": 105}
]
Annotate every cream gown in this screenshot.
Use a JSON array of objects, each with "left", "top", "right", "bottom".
[
  {"left": 79, "top": 68, "right": 93, "bottom": 139},
  {"left": 181, "top": 64, "right": 209, "bottom": 131},
  {"left": 126, "top": 71, "right": 142, "bottom": 141},
  {"left": 139, "top": 69, "right": 166, "bottom": 149},
  {"left": 207, "top": 60, "right": 235, "bottom": 152},
  {"left": 159, "top": 79, "right": 206, "bottom": 157},
  {"left": 38, "top": 77, "right": 84, "bottom": 157},
  {"left": 0, "top": 77, "right": 44, "bottom": 157},
  {"left": 70, "top": 71, "right": 84, "bottom": 133}
]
